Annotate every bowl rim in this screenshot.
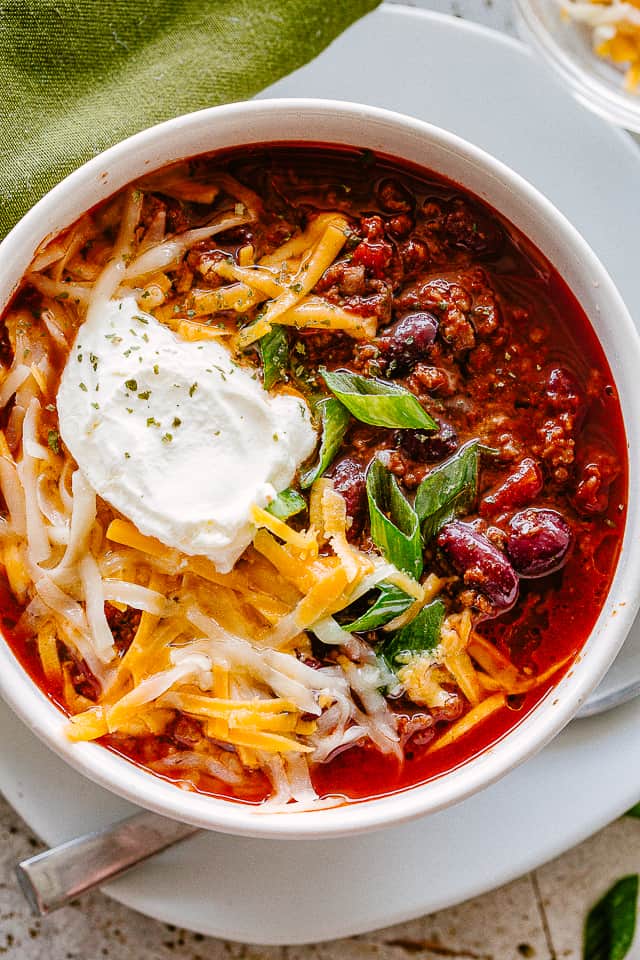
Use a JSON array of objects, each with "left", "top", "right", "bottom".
[
  {"left": 1, "top": 97, "right": 639, "bottom": 839},
  {"left": 514, "top": 0, "right": 640, "bottom": 133}
]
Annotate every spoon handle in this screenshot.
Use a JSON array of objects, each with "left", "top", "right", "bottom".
[{"left": 16, "top": 811, "right": 198, "bottom": 916}]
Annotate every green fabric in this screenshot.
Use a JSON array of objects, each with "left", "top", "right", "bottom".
[{"left": 0, "top": 0, "right": 380, "bottom": 237}]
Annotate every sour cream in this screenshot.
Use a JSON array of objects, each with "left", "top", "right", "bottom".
[{"left": 57, "top": 297, "right": 316, "bottom": 571}]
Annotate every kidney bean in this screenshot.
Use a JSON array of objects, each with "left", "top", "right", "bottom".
[
  {"left": 506, "top": 508, "right": 572, "bottom": 577},
  {"left": 480, "top": 458, "right": 543, "bottom": 517},
  {"left": 399, "top": 420, "right": 458, "bottom": 463},
  {"left": 438, "top": 521, "right": 519, "bottom": 611},
  {"left": 328, "top": 457, "right": 367, "bottom": 538},
  {"left": 379, "top": 311, "right": 439, "bottom": 370}
]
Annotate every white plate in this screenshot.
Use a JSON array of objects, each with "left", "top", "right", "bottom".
[{"left": 2, "top": 4, "right": 640, "bottom": 945}]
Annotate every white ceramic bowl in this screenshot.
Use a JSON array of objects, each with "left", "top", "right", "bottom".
[{"left": 1, "top": 99, "right": 639, "bottom": 840}]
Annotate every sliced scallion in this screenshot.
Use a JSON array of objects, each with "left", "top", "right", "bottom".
[
  {"left": 340, "top": 581, "right": 415, "bottom": 633},
  {"left": 260, "top": 324, "right": 289, "bottom": 390},
  {"left": 415, "top": 440, "right": 480, "bottom": 544},
  {"left": 380, "top": 598, "right": 445, "bottom": 671},
  {"left": 366, "top": 457, "right": 423, "bottom": 579},
  {"left": 266, "top": 488, "right": 306, "bottom": 521},
  {"left": 300, "top": 397, "right": 351, "bottom": 489}
]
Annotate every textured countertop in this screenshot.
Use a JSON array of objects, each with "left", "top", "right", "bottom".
[{"left": 2, "top": 2, "right": 639, "bottom": 958}]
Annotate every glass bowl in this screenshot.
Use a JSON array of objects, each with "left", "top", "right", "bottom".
[{"left": 515, "top": 0, "right": 640, "bottom": 132}]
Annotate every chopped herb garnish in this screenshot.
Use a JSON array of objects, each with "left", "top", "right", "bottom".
[
  {"left": 79, "top": 382, "right": 88, "bottom": 392},
  {"left": 124, "top": 379, "right": 137, "bottom": 391},
  {"left": 153, "top": 364, "right": 159, "bottom": 375},
  {"left": 172, "top": 417, "right": 181, "bottom": 428},
  {"left": 584, "top": 875, "right": 638, "bottom": 960},
  {"left": 266, "top": 488, "right": 306, "bottom": 522},
  {"left": 91, "top": 402, "right": 100, "bottom": 410},
  {"left": 366, "top": 457, "right": 423, "bottom": 579},
  {"left": 124, "top": 452, "right": 131, "bottom": 459},
  {"left": 47, "top": 429, "right": 60, "bottom": 455},
  {"left": 133, "top": 314, "right": 149, "bottom": 324},
  {"left": 138, "top": 390, "right": 151, "bottom": 400},
  {"left": 321, "top": 367, "right": 437, "bottom": 430},
  {"left": 189, "top": 382, "right": 198, "bottom": 397},
  {"left": 161, "top": 433, "right": 173, "bottom": 443},
  {"left": 147, "top": 417, "right": 160, "bottom": 427}
]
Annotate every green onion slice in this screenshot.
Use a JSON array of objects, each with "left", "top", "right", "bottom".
[
  {"left": 266, "top": 488, "right": 307, "bottom": 521},
  {"left": 300, "top": 397, "right": 351, "bottom": 489},
  {"left": 340, "top": 582, "right": 415, "bottom": 633},
  {"left": 366, "top": 457, "right": 423, "bottom": 579},
  {"left": 260, "top": 324, "right": 289, "bottom": 390},
  {"left": 381, "top": 598, "right": 445, "bottom": 671},
  {"left": 320, "top": 366, "right": 437, "bottom": 430},
  {"left": 415, "top": 440, "right": 480, "bottom": 544}
]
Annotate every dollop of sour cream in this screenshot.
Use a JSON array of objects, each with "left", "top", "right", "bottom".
[{"left": 57, "top": 297, "right": 317, "bottom": 572}]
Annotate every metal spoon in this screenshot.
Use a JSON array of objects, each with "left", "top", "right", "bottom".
[
  {"left": 16, "top": 678, "right": 638, "bottom": 917},
  {"left": 16, "top": 812, "right": 197, "bottom": 916}
]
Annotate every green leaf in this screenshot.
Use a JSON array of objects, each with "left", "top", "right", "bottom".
[
  {"left": 266, "top": 488, "right": 306, "bottom": 521},
  {"left": 584, "top": 875, "right": 638, "bottom": 960},
  {"left": 366, "top": 458, "right": 423, "bottom": 579},
  {"left": 320, "top": 367, "right": 437, "bottom": 430},
  {"left": 627, "top": 803, "right": 640, "bottom": 819},
  {"left": 381, "top": 599, "right": 445, "bottom": 671},
  {"left": 415, "top": 440, "right": 480, "bottom": 544},
  {"left": 341, "top": 582, "right": 415, "bottom": 633},
  {"left": 260, "top": 325, "right": 289, "bottom": 390},
  {"left": 300, "top": 397, "right": 351, "bottom": 489}
]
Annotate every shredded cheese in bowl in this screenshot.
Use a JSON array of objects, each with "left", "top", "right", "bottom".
[{"left": 558, "top": 0, "right": 640, "bottom": 89}]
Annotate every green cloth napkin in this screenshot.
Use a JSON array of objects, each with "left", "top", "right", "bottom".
[{"left": 0, "top": 0, "right": 380, "bottom": 237}]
